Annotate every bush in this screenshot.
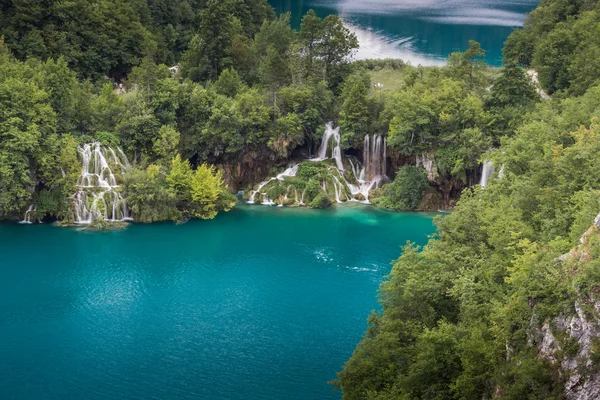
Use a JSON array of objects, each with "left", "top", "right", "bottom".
[
  {"left": 309, "top": 193, "right": 331, "bottom": 209},
  {"left": 373, "top": 166, "right": 430, "bottom": 211}
]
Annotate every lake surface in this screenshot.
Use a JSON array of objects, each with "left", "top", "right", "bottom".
[
  {"left": 0, "top": 204, "right": 436, "bottom": 400},
  {"left": 270, "top": 0, "right": 540, "bottom": 65}
]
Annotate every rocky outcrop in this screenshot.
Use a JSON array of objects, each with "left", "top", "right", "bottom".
[
  {"left": 214, "top": 149, "right": 283, "bottom": 192},
  {"left": 537, "top": 301, "right": 600, "bottom": 400},
  {"left": 532, "top": 212, "right": 600, "bottom": 400},
  {"left": 416, "top": 151, "right": 438, "bottom": 182}
]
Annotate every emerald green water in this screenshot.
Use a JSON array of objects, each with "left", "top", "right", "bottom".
[
  {"left": 270, "top": 0, "right": 539, "bottom": 65},
  {"left": 0, "top": 204, "right": 436, "bottom": 399}
]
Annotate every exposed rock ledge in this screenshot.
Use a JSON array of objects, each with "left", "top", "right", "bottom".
[{"left": 533, "top": 212, "right": 600, "bottom": 400}]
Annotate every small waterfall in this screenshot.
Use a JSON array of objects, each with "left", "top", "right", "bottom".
[
  {"left": 312, "top": 123, "right": 343, "bottom": 171},
  {"left": 72, "top": 142, "right": 131, "bottom": 224},
  {"left": 19, "top": 205, "right": 36, "bottom": 224},
  {"left": 248, "top": 164, "right": 299, "bottom": 205},
  {"left": 330, "top": 173, "right": 344, "bottom": 203},
  {"left": 480, "top": 160, "right": 494, "bottom": 188}
]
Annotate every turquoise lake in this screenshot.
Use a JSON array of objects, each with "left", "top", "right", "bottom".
[
  {"left": 269, "top": 0, "right": 539, "bottom": 65},
  {"left": 0, "top": 204, "right": 436, "bottom": 399}
]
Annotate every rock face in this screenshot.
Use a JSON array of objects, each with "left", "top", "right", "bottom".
[
  {"left": 416, "top": 151, "right": 438, "bottom": 182},
  {"left": 538, "top": 302, "right": 600, "bottom": 400},
  {"left": 534, "top": 212, "right": 600, "bottom": 400},
  {"left": 214, "top": 150, "right": 281, "bottom": 192}
]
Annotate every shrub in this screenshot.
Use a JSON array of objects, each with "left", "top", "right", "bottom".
[{"left": 373, "top": 166, "right": 430, "bottom": 211}]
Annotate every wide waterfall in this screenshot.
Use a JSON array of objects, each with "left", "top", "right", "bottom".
[
  {"left": 72, "top": 142, "right": 131, "bottom": 224},
  {"left": 480, "top": 160, "right": 494, "bottom": 188},
  {"left": 346, "top": 134, "right": 388, "bottom": 202},
  {"left": 247, "top": 123, "right": 388, "bottom": 206}
]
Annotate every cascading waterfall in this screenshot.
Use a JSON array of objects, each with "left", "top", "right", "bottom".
[
  {"left": 72, "top": 142, "right": 131, "bottom": 224},
  {"left": 246, "top": 123, "right": 388, "bottom": 206},
  {"left": 345, "top": 135, "right": 388, "bottom": 203},
  {"left": 19, "top": 205, "right": 36, "bottom": 224},
  {"left": 480, "top": 160, "right": 494, "bottom": 188},
  {"left": 248, "top": 164, "right": 299, "bottom": 205},
  {"left": 312, "top": 123, "right": 344, "bottom": 171},
  {"left": 312, "top": 125, "right": 388, "bottom": 203}
]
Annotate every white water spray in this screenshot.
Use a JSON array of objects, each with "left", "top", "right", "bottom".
[{"left": 344, "top": 135, "right": 388, "bottom": 203}]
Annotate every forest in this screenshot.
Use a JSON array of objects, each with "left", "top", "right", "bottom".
[
  {"left": 2, "top": 0, "right": 600, "bottom": 397},
  {"left": 336, "top": 0, "right": 600, "bottom": 399},
  {"left": 0, "top": 0, "right": 542, "bottom": 223}
]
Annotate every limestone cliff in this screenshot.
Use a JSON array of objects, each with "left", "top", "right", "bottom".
[{"left": 532, "top": 213, "right": 600, "bottom": 400}]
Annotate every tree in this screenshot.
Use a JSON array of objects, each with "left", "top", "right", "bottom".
[
  {"left": 128, "top": 36, "right": 162, "bottom": 103},
  {"left": 299, "top": 9, "right": 323, "bottom": 81},
  {"left": 258, "top": 45, "right": 290, "bottom": 104},
  {"left": 269, "top": 112, "right": 303, "bottom": 157},
  {"left": 318, "top": 15, "right": 358, "bottom": 88},
  {"left": 153, "top": 125, "right": 180, "bottom": 163},
  {"left": 92, "top": 83, "right": 126, "bottom": 133},
  {"left": 252, "top": 13, "right": 293, "bottom": 93},
  {"left": 117, "top": 101, "right": 161, "bottom": 158},
  {"left": 181, "top": 0, "right": 242, "bottom": 82},
  {"left": 214, "top": 68, "right": 244, "bottom": 97},
  {"left": 447, "top": 40, "right": 486, "bottom": 89},
  {"left": 189, "top": 164, "right": 229, "bottom": 219},
  {"left": 372, "top": 166, "right": 430, "bottom": 210},
  {"left": 0, "top": 56, "right": 58, "bottom": 215},
  {"left": 485, "top": 63, "right": 539, "bottom": 139},
  {"left": 339, "top": 70, "right": 370, "bottom": 146}
]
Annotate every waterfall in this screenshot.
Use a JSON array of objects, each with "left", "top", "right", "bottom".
[
  {"left": 248, "top": 164, "right": 299, "bottom": 205},
  {"left": 72, "top": 142, "right": 131, "bottom": 224},
  {"left": 363, "top": 134, "right": 386, "bottom": 182},
  {"left": 312, "top": 123, "right": 344, "bottom": 171},
  {"left": 480, "top": 160, "right": 494, "bottom": 188},
  {"left": 345, "top": 134, "right": 388, "bottom": 203},
  {"left": 246, "top": 124, "right": 388, "bottom": 207},
  {"left": 19, "top": 205, "right": 36, "bottom": 224},
  {"left": 330, "top": 173, "right": 344, "bottom": 203}
]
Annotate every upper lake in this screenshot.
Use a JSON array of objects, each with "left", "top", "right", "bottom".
[{"left": 270, "top": 0, "right": 540, "bottom": 65}]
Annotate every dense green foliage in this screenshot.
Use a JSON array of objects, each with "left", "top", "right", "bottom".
[
  {"left": 124, "top": 156, "right": 236, "bottom": 222},
  {"left": 0, "top": 2, "right": 360, "bottom": 221},
  {"left": 371, "top": 166, "right": 430, "bottom": 211},
  {"left": 1, "top": 0, "right": 535, "bottom": 220},
  {"left": 0, "top": 0, "right": 273, "bottom": 79},
  {"left": 336, "top": 1, "right": 600, "bottom": 398},
  {"left": 504, "top": 0, "right": 600, "bottom": 95}
]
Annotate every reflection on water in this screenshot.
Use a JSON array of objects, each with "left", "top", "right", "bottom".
[
  {"left": 344, "top": 22, "right": 446, "bottom": 65},
  {"left": 270, "top": 0, "right": 540, "bottom": 65}
]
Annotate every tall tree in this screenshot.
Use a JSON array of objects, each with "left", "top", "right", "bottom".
[
  {"left": 181, "top": 0, "right": 242, "bottom": 82},
  {"left": 299, "top": 9, "right": 323, "bottom": 82},
  {"left": 318, "top": 15, "right": 358, "bottom": 89}
]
